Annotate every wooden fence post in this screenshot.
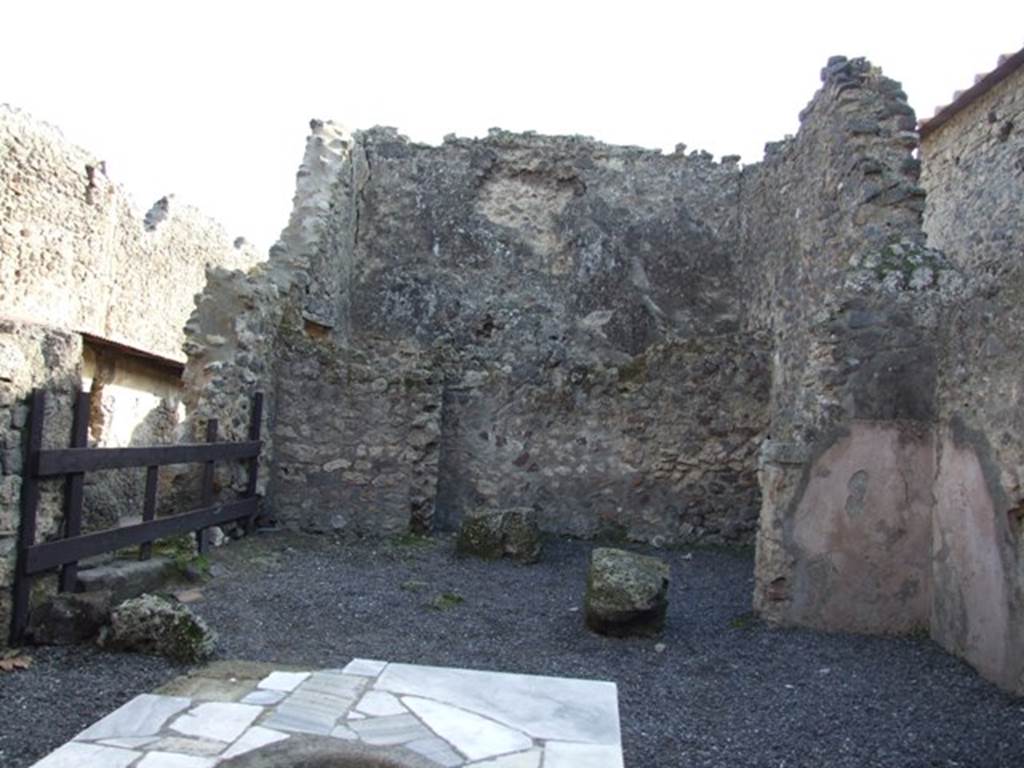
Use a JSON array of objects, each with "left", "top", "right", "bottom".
[
  {"left": 10, "top": 392, "right": 263, "bottom": 643},
  {"left": 58, "top": 390, "right": 90, "bottom": 592},
  {"left": 245, "top": 393, "right": 263, "bottom": 531},
  {"left": 197, "top": 418, "right": 218, "bottom": 555},
  {"left": 138, "top": 465, "right": 159, "bottom": 561},
  {"left": 11, "top": 389, "right": 45, "bottom": 645}
]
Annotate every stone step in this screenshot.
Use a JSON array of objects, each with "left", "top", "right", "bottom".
[{"left": 76, "top": 556, "right": 181, "bottom": 603}]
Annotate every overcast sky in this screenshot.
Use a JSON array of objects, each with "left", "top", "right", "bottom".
[{"left": 3, "top": 2, "right": 1022, "bottom": 249}]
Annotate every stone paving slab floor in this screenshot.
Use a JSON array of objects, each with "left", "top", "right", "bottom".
[{"left": 29, "top": 659, "right": 623, "bottom": 767}]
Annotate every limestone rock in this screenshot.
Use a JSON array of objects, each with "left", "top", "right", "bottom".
[
  {"left": 456, "top": 513, "right": 503, "bottom": 560},
  {"left": 101, "top": 593, "right": 217, "bottom": 662},
  {"left": 585, "top": 548, "right": 669, "bottom": 636},
  {"left": 28, "top": 590, "right": 112, "bottom": 645},
  {"left": 500, "top": 509, "right": 543, "bottom": 563},
  {"left": 456, "top": 507, "right": 542, "bottom": 564}
]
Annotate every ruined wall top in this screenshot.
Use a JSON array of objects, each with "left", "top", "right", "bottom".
[
  {"left": 337, "top": 124, "right": 743, "bottom": 357},
  {"left": 0, "top": 104, "right": 262, "bottom": 362},
  {"left": 179, "top": 55, "right": 965, "bottom": 540},
  {"left": 736, "top": 55, "right": 966, "bottom": 447},
  {"left": 920, "top": 52, "right": 1023, "bottom": 275}
]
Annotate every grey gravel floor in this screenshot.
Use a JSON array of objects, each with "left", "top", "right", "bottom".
[{"left": 2, "top": 531, "right": 1023, "bottom": 768}]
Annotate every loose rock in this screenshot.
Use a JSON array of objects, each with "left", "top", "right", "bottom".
[
  {"left": 100, "top": 594, "right": 217, "bottom": 662},
  {"left": 585, "top": 547, "right": 670, "bottom": 637},
  {"left": 455, "top": 507, "right": 542, "bottom": 564},
  {"left": 27, "top": 591, "right": 112, "bottom": 645}
]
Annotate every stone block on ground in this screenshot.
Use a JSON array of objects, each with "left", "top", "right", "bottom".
[
  {"left": 101, "top": 593, "right": 217, "bottom": 662},
  {"left": 455, "top": 507, "right": 542, "bottom": 564},
  {"left": 585, "top": 547, "right": 670, "bottom": 637},
  {"left": 76, "top": 556, "right": 182, "bottom": 603},
  {"left": 27, "top": 590, "right": 113, "bottom": 645}
]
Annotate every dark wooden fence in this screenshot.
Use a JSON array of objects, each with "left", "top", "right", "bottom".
[{"left": 10, "top": 390, "right": 263, "bottom": 645}]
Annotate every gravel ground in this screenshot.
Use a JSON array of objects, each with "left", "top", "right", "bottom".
[{"left": 3, "top": 531, "right": 1023, "bottom": 767}]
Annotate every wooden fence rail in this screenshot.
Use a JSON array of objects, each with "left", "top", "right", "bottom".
[{"left": 9, "top": 389, "right": 263, "bottom": 645}]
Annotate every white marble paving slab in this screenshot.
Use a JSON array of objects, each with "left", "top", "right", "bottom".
[
  {"left": 98, "top": 736, "right": 159, "bottom": 749},
  {"left": 30, "top": 742, "right": 139, "bottom": 768},
  {"left": 406, "top": 735, "right": 465, "bottom": 767},
  {"left": 75, "top": 694, "right": 192, "bottom": 742},
  {"left": 283, "top": 688, "right": 356, "bottom": 713},
  {"left": 355, "top": 690, "right": 407, "bottom": 717},
  {"left": 348, "top": 713, "right": 433, "bottom": 745},
  {"left": 299, "top": 671, "right": 367, "bottom": 698},
  {"left": 257, "top": 671, "right": 310, "bottom": 692},
  {"left": 33, "top": 661, "right": 622, "bottom": 768},
  {"left": 261, "top": 678, "right": 358, "bottom": 735},
  {"left": 221, "top": 726, "right": 290, "bottom": 760},
  {"left": 150, "top": 736, "right": 226, "bottom": 756},
  {"left": 343, "top": 658, "right": 389, "bottom": 677},
  {"left": 136, "top": 752, "right": 218, "bottom": 768},
  {"left": 377, "top": 663, "right": 620, "bottom": 745},
  {"left": 543, "top": 741, "right": 625, "bottom": 768},
  {"left": 466, "top": 749, "right": 543, "bottom": 767},
  {"left": 170, "top": 702, "right": 262, "bottom": 742},
  {"left": 240, "top": 689, "right": 287, "bottom": 706},
  {"left": 263, "top": 694, "right": 343, "bottom": 735},
  {"left": 261, "top": 707, "right": 334, "bottom": 736},
  {"left": 330, "top": 724, "right": 359, "bottom": 740},
  {"left": 403, "top": 696, "right": 533, "bottom": 761}
]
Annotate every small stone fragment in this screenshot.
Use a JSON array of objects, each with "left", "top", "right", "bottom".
[{"left": 173, "top": 589, "right": 204, "bottom": 604}]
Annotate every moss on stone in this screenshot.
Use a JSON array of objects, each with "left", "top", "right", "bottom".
[
  {"left": 104, "top": 594, "right": 217, "bottom": 663},
  {"left": 728, "top": 611, "right": 759, "bottom": 630},
  {"left": 455, "top": 515, "right": 505, "bottom": 560},
  {"left": 394, "top": 532, "right": 434, "bottom": 548},
  {"left": 429, "top": 592, "right": 464, "bottom": 611},
  {"left": 456, "top": 508, "right": 542, "bottom": 563},
  {"left": 617, "top": 355, "right": 648, "bottom": 384}
]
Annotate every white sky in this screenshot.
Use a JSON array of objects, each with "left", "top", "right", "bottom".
[{"left": 3, "top": 1, "right": 1022, "bottom": 249}]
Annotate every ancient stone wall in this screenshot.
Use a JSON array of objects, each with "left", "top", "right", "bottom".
[
  {"left": 182, "top": 123, "right": 770, "bottom": 544},
  {"left": 172, "top": 53, "right": 1024, "bottom": 696},
  {"left": 922, "top": 60, "right": 1024, "bottom": 695},
  {"left": 348, "top": 129, "right": 741, "bottom": 350},
  {"left": 921, "top": 62, "right": 1024, "bottom": 274},
  {"left": 180, "top": 120, "right": 355, "bottom": 511},
  {"left": 736, "top": 53, "right": 1024, "bottom": 695},
  {"left": 738, "top": 57, "right": 942, "bottom": 438},
  {"left": 0, "top": 319, "right": 79, "bottom": 644},
  {"left": 271, "top": 334, "right": 441, "bottom": 535},
  {"left": 1, "top": 103, "right": 266, "bottom": 543},
  {"left": 312, "top": 128, "right": 766, "bottom": 542},
  {"left": 0, "top": 104, "right": 261, "bottom": 363},
  {"left": 930, "top": 354, "right": 1024, "bottom": 695},
  {"left": 740, "top": 57, "right": 962, "bottom": 633},
  {"left": 435, "top": 335, "right": 769, "bottom": 544}
]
